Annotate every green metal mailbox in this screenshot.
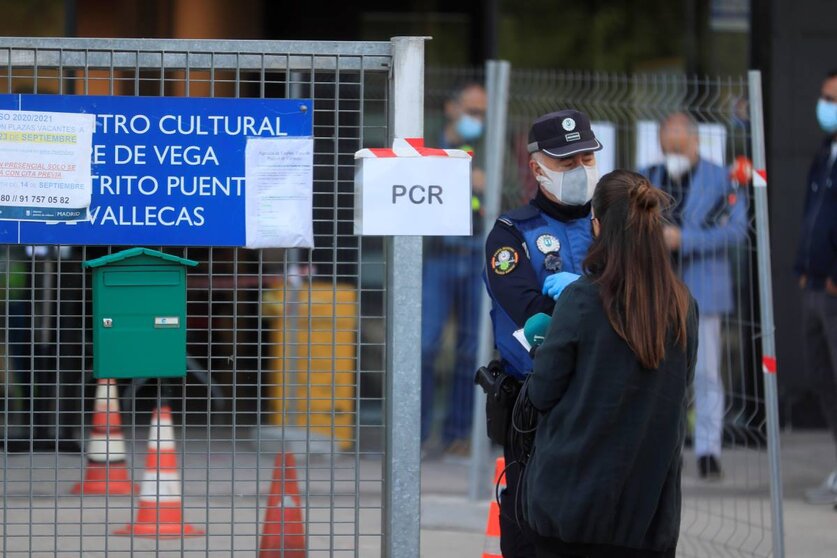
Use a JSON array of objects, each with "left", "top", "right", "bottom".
[{"left": 84, "top": 248, "right": 198, "bottom": 379}]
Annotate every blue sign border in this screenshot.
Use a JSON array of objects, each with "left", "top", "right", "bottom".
[{"left": 0, "top": 94, "right": 313, "bottom": 246}]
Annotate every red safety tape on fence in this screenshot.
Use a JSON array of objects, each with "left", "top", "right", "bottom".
[
  {"left": 416, "top": 146, "right": 453, "bottom": 157},
  {"left": 404, "top": 137, "right": 425, "bottom": 149},
  {"left": 753, "top": 169, "right": 767, "bottom": 188},
  {"left": 365, "top": 148, "right": 397, "bottom": 157},
  {"left": 355, "top": 138, "right": 471, "bottom": 159},
  {"left": 762, "top": 356, "right": 777, "bottom": 375}
]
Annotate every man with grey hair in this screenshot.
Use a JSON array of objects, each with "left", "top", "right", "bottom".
[{"left": 642, "top": 112, "right": 748, "bottom": 481}]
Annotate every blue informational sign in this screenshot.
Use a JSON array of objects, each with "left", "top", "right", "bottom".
[{"left": 0, "top": 94, "right": 313, "bottom": 246}]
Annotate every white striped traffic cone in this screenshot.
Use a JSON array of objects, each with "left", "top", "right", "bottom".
[
  {"left": 72, "top": 378, "right": 137, "bottom": 495},
  {"left": 114, "top": 405, "right": 203, "bottom": 537}
]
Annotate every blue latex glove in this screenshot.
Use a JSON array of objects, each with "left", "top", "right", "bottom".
[{"left": 542, "top": 271, "right": 580, "bottom": 300}]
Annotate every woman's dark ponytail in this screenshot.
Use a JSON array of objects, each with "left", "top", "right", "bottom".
[{"left": 584, "top": 170, "right": 690, "bottom": 370}]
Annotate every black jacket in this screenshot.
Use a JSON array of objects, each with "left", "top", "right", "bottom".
[
  {"left": 522, "top": 277, "right": 698, "bottom": 556},
  {"left": 794, "top": 138, "right": 837, "bottom": 290}
]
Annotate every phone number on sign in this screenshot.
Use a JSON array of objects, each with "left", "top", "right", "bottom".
[{"left": 0, "top": 194, "right": 71, "bottom": 204}]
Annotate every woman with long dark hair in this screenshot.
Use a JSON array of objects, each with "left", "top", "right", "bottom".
[{"left": 521, "top": 170, "right": 698, "bottom": 558}]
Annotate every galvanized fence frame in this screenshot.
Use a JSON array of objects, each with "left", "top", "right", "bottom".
[
  {"left": 0, "top": 36, "right": 424, "bottom": 557},
  {"left": 748, "top": 69, "right": 784, "bottom": 558}
]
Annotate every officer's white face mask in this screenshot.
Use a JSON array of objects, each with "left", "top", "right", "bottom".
[{"left": 536, "top": 161, "right": 599, "bottom": 206}]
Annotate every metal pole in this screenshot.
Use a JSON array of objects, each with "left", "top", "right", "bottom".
[
  {"left": 384, "top": 36, "right": 426, "bottom": 558},
  {"left": 747, "top": 69, "right": 785, "bottom": 558},
  {"left": 36, "top": 253, "right": 56, "bottom": 441},
  {"left": 468, "top": 59, "right": 511, "bottom": 501}
]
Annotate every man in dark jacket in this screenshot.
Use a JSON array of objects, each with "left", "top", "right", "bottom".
[
  {"left": 484, "top": 109, "right": 602, "bottom": 557},
  {"left": 797, "top": 69, "right": 837, "bottom": 508}
]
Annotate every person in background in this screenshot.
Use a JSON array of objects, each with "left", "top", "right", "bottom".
[
  {"left": 797, "top": 69, "right": 837, "bottom": 508},
  {"left": 641, "top": 112, "right": 748, "bottom": 480},
  {"left": 484, "top": 109, "right": 602, "bottom": 557},
  {"left": 421, "top": 82, "right": 487, "bottom": 458},
  {"left": 1, "top": 248, "right": 32, "bottom": 450},
  {"left": 523, "top": 170, "right": 697, "bottom": 558}
]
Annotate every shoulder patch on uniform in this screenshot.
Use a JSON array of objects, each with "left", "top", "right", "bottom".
[
  {"left": 503, "top": 204, "right": 540, "bottom": 222},
  {"left": 491, "top": 246, "right": 519, "bottom": 275}
]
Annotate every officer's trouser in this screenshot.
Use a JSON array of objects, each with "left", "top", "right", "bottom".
[{"left": 500, "top": 436, "right": 536, "bottom": 558}]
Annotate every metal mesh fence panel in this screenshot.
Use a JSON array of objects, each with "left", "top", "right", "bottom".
[
  {"left": 0, "top": 38, "right": 393, "bottom": 557},
  {"left": 428, "top": 66, "right": 776, "bottom": 557}
]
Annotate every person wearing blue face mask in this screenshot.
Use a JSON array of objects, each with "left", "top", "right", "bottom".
[
  {"left": 420, "top": 82, "right": 487, "bottom": 460},
  {"left": 797, "top": 69, "right": 837, "bottom": 509}
]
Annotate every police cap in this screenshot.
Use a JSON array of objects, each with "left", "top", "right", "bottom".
[{"left": 527, "top": 109, "right": 602, "bottom": 158}]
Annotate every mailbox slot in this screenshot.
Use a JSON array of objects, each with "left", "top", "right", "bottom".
[{"left": 104, "top": 270, "right": 180, "bottom": 287}]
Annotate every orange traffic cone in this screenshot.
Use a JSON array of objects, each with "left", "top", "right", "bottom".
[
  {"left": 482, "top": 457, "right": 506, "bottom": 558},
  {"left": 259, "top": 452, "right": 307, "bottom": 557},
  {"left": 114, "top": 405, "right": 204, "bottom": 537},
  {"left": 72, "top": 378, "right": 137, "bottom": 495}
]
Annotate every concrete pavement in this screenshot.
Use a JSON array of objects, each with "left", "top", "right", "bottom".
[
  {"left": 419, "top": 430, "right": 837, "bottom": 557},
  {"left": 0, "top": 428, "right": 834, "bottom": 556}
]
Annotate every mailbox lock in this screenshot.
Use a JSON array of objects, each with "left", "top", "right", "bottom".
[{"left": 103, "top": 318, "right": 113, "bottom": 328}]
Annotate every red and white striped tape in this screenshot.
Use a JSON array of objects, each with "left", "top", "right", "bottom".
[
  {"left": 355, "top": 137, "right": 471, "bottom": 159},
  {"left": 752, "top": 169, "right": 767, "bottom": 188},
  {"left": 762, "top": 355, "right": 777, "bottom": 375}
]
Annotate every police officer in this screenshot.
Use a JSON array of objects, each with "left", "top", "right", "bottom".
[{"left": 484, "top": 109, "right": 602, "bottom": 557}]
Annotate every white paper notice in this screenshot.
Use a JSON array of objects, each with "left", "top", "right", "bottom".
[
  {"left": 0, "top": 109, "right": 95, "bottom": 222},
  {"left": 513, "top": 328, "right": 532, "bottom": 352},
  {"left": 244, "top": 137, "right": 314, "bottom": 249}
]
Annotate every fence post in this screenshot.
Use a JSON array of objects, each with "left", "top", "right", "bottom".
[
  {"left": 469, "top": 59, "right": 511, "bottom": 501},
  {"left": 747, "top": 69, "right": 785, "bottom": 558},
  {"left": 384, "top": 35, "right": 426, "bottom": 558}
]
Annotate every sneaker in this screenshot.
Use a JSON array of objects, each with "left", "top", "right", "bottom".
[
  {"left": 697, "top": 455, "right": 723, "bottom": 481},
  {"left": 804, "top": 469, "right": 837, "bottom": 505}
]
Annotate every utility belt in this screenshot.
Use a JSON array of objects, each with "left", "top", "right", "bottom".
[{"left": 474, "top": 360, "right": 522, "bottom": 446}]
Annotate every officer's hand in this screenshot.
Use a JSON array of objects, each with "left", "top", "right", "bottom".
[{"left": 542, "top": 272, "right": 581, "bottom": 300}]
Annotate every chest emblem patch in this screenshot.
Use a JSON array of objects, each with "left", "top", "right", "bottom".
[
  {"left": 491, "top": 246, "right": 519, "bottom": 275},
  {"left": 535, "top": 234, "right": 560, "bottom": 254}
]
